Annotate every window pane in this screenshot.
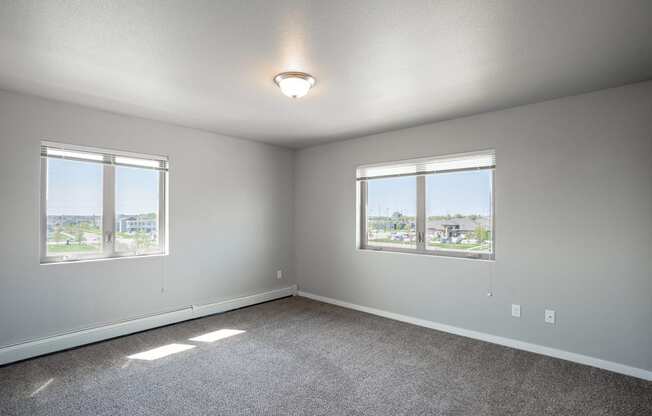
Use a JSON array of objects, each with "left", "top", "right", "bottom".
[
  {"left": 46, "top": 159, "right": 103, "bottom": 257},
  {"left": 426, "top": 170, "right": 492, "bottom": 253},
  {"left": 115, "top": 166, "right": 160, "bottom": 254},
  {"left": 366, "top": 176, "right": 417, "bottom": 249}
]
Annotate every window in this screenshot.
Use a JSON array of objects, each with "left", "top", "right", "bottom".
[
  {"left": 115, "top": 165, "right": 162, "bottom": 254},
  {"left": 366, "top": 176, "right": 417, "bottom": 249},
  {"left": 41, "top": 141, "right": 168, "bottom": 263},
  {"left": 358, "top": 150, "right": 494, "bottom": 260},
  {"left": 425, "top": 170, "right": 493, "bottom": 255}
]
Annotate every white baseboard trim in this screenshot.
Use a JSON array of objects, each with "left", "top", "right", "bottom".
[
  {"left": 0, "top": 285, "right": 297, "bottom": 366},
  {"left": 297, "top": 290, "right": 652, "bottom": 381}
]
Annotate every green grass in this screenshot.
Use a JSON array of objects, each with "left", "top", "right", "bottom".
[
  {"left": 429, "top": 242, "right": 491, "bottom": 251},
  {"left": 368, "top": 238, "right": 415, "bottom": 245},
  {"left": 368, "top": 238, "right": 490, "bottom": 252},
  {"left": 429, "top": 242, "right": 478, "bottom": 250},
  {"left": 47, "top": 243, "right": 100, "bottom": 253}
]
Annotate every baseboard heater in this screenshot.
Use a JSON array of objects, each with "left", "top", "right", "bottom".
[{"left": 0, "top": 285, "right": 297, "bottom": 366}]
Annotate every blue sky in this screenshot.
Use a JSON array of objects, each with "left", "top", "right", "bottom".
[
  {"left": 367, "top": 176, "right": 416, "bottom": 217},
  {"left": 367, "top": 170, "right": 491, "bottom": 217},
  {"left": 47, "top": 159, "right": 159, "bottom": 216},
  {"left": 115, "top": 166, "right": 159, "bottom": 215}
]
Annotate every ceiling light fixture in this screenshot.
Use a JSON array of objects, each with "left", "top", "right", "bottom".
[{"left": 274, "top": 72, "right": 316, "bottom": 98}]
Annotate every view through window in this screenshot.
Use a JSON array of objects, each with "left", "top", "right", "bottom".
[
  {"left": 366, "top": 176, "right": 416, "bottom": 249},
  {"left": 426, "top": 170, "right": 492, "bottom": 254},
  {"left": 41, "top": 142, "right": 167, "bottom": 263},
  {"left": 115, "top": 166, "right": 160, "bottom": 254},
  {"left": 359, "top": 150, "right": 494, "bottom": 259},
  {"left": 46, "top": 158, "right": 104, "bottom": 257}
]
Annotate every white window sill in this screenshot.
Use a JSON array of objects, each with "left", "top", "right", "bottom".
[
  {"left": 356, "top": 247, "right": 495, "bottom": 262},
  {"left": 40, "top": 252, "right": 168, "bottom": 266}
]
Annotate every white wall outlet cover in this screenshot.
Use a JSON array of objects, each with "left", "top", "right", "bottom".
[
  {"left": 511, "top": 304, "right": 521, "bottom": 317},
  {"left": 276, "top": 270, "right": 283, "bottom": 279},
  {"left": 545, "top": 309, "right": 556, "bottom": 324}
]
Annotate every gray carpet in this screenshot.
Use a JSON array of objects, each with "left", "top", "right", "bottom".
[{"left": 0, "top": 296, "right": 650, "bottom": 416}]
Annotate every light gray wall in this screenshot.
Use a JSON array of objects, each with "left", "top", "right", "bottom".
[
  {"left": 294, "top": 82, "right": 652, "bottom": 371},
  {"left": 0, "top": 90, "right": 295, "bottom": 348}
]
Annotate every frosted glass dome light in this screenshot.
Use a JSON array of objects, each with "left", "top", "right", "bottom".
[{"left": 274, "top": 72, "right": 316, "bottom": 98}]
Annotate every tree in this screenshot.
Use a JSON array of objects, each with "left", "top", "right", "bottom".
[
  {"left": 75, "top": 228, "right": 85, "bottom": 245},
  {"left": 474, "top": 225, "right": 489, "bottom": 242},
  {"left": 135, "top": 231, "right": 151, "bottom": 250},
  {"left": 53, "top": 226, "right": 63, "bottom": 243}
]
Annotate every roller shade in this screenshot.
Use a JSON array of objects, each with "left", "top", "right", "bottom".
[
  {"left": 356, "top": 150, "right": 494, "bottom": 181},
  {"left": 41, "top": 141, "right": 168, "bottom": 171}
]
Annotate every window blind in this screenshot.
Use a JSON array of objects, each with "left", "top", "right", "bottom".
[
  {"left": 41, "top": 141, "right": 169, "bottom": 171},
  {"left": 356, "top": 150, "right": 495, "bottom": 181}
]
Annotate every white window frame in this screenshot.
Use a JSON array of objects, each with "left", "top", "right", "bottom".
[
  {"left": 357, "top": 150, "right": 495, "bottom": 261},
  {"left": 40, "top": 141, "right": 169, "bottom": 264}
]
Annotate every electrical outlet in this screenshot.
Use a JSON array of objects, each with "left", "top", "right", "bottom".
[
  {"left": 511, "top": 304, "right": 521, "bottom": 318},
  {"left": 276, "top": 270, "right": 283, "bottom": 279},
  {"left": 545, "top": 309, "right": 555, "bottom": 324}
]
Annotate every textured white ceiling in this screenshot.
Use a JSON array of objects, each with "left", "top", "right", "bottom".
[{"left": 0, "top": 1, "right": 651, "bottom": 148}]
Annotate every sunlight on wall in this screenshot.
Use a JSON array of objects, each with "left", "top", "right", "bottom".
[
  {"left": 127, "top": 343, "right": 195, "bottom": 361},
  {"left": 189, "top": 329, "right": 245, "bottom": 343}
]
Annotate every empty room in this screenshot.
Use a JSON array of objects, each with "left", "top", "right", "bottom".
[{"left": 0, "top": 1, "right": 651, "bottom": 415}]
